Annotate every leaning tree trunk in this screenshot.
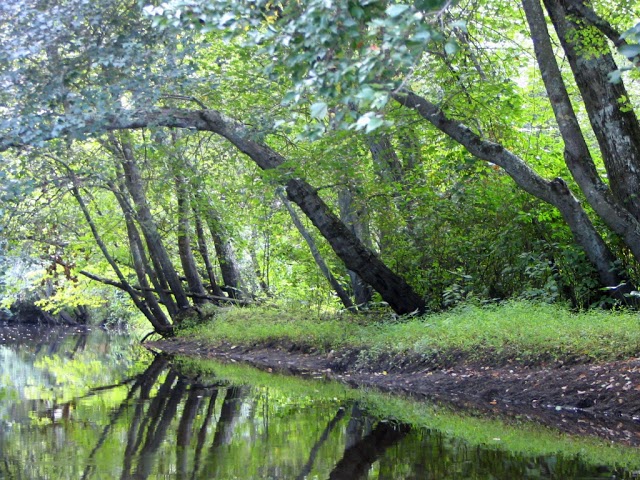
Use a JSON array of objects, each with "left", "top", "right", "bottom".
[
  {"left": 173, "top": 171, "right": 209, "bottom": 305},
  {"left": 111, "top": 135, "right": 192, "bottom": 312},
  {"left": 200, "top": 199, "right": 245, "bottom": 298},
  {"left": 280, "top": 192, "right": 355, "bottom": 310},
  {"left": 111, "top": 176, "right": 180, "bottom": 317},
  {"left": 543, "top": 0, "right": 640, "bottom": 221},
  {"left": 286, "top": 178, "right": 425, "bottom": 314},
  {"left": 392, "top": 90, "right": 634, "bottom": 299},
  {"left": 120, "top": 196, "right": 173, "bottom": 325},
  {"left": 338, "top": 188, "right": 373, "bottom": 308},
  {"left": 69, "top": 180, "right": 172, "bottom": 334},
  {"left": 193, "top": 210, "right": 226, "bottom": 299},
  {"left": 520, "top": 0, "right": 640, "bottom": 285},
  {"left": 98, "top": 108, "right": 426, "bottom": 315}
]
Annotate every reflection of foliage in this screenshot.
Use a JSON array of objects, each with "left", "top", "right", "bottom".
[{"left": 2, "top": 332, "right": 639, "bottom": 479}]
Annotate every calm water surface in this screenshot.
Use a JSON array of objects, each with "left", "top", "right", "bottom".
[{"left": 0, "top": 323, "right": 638, "bottom": 479}]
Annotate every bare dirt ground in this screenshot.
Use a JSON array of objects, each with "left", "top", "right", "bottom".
[{"left": 149, "top": 338, "right": 640, "bottom": 446}]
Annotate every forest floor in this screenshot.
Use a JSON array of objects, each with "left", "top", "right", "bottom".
[{"left": 149, "top": 336, "right": 640, "bottom": 446}]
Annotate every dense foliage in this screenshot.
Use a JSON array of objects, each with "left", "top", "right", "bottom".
[{"left": 1, "top": 0, "right": 640, "bottom": 331}]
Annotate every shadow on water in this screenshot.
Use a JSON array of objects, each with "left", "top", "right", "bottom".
[{"left": 1, "top": 323, "right": 639, "bottom": 479}]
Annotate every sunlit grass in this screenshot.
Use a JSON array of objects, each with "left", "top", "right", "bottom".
[{"left": 184, "top": 300, "right": 640, "bottom": 365}]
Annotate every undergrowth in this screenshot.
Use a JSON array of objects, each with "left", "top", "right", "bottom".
[{"left": 181, "top": 300, "right": 640, "bottom": 366}]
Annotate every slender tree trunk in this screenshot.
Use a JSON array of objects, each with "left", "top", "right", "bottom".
[
  {"left": 249, "top": 227, "right": 270, "bottom": 297},
  {"left": 174, "top": 171, "right": 209, "bottom": 305},
  {"left": 69, "top": 182, "right": 173, "bottom": 334},
  {"left": 99, "top": 109, "right": 426, "bottom": 315},
  {"left": 365, "top": 134, "right": 403, "bottom": 184},
  {"left": 110, "top": 135, "right": 192, "bottom": 311},
  {"left": 392, "top": 90, "right": 634, "bottom": 298},
  {"left": 338, "top": 188, "right": 374, "bottom": 308},
  {"left": 112, "top": 163, "right": 179, "bottom": 316},
  {"left": 110, "top": 181, "right": 176, "bottom": 321},
  {"left": 543, "top": 0, "right": 640, "bottom": 221},
  {"left": 280, "top": 192, "right": 355, "bottom": 310},
  {"left": 520, "top": 0, "right": 640, "bottom": 266},
  {"left": 194, "top": 210, "right": 226, "bottom": 298},
  {"left": 286, "top": 178, "right": 425, "bottom": 314},
  {"left": 204, "top": 204, "right": 245, "bottom": 298},
  {"left": 180, "top": 152, "right": 246, "bottom": 298}
]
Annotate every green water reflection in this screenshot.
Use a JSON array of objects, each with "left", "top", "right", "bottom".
[{"left": 0, "top": 324, "right": 638, "bottom": 479}]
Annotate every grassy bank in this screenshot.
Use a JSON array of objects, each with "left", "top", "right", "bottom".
[{"left": 181, "top": 301, "right": 640, "bottom": 366}]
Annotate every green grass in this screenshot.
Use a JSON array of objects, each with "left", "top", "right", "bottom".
[
  {"left": 183, "top": 300, "right": 640, "bottom": 366},
  {"left": 173, "top": 355, "right": 640, "bottom": 470}
]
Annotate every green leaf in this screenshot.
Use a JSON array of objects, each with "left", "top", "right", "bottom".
[
  {"left": 386, "top": 4, "right": 410, "bottom": 18},
  {"left": 444, "top": 39, "right": 459, "bottom": 55},
  {"left": 310, "top": 102, "right": 328, "bottom": 120}
]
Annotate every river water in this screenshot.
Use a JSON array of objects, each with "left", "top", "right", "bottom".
[{"left": 0, "top": 323, "right": 639, "bottom": 479}]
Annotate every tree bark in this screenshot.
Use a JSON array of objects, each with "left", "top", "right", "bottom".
[
  {"left": 286, "top": 177, "right": 425, "bottom": 314},
  {"left": 110, "top": 135, "right": 192, "bottom": 311},
  {"left": 279, "top": 192, "right": 355, "bottom": 310},
  {"left": 14, "top": 107, "right": 426, "bottom": 314},
  {"left": 69, "top": 182, "right": 172, "bottom": 334},
  {"left": 173, "top": 170, "right": 209, "bottom": 305},
  {"left": 194, "top": 210, "right": 226, "bottom": 298},
  {"left": 338, "top": 188, "right": 374, "bottom": 308},
  {"left": 543, "top": 0, "right": 640, "bottom": 221},
  {"left": 111, "top": 177, "right": 179, "bottom": 317},
  {"left": 392, "top": 90, "right": 633, "bottom": 298},
  {"left": 203, "top": 204, "right": 245, "bottom": 298}
]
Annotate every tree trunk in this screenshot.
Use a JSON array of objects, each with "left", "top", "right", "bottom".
[
  {"left": 122, "top": 200, "right": 173, "bottom": 325},
  {"left": 280, "top": 192, "right": 355, "bottom": 310},
  {"left": 111, "top": 177, "right": 179, "bottom": 318},
  {"left": 97, "top": 109, "right": 426, "bottom": 315},
  {"left": 204, "top": 205, "right": 245, "bottom": 298},
  {"left": 180, "top": 150, "right": 245, "bottom": 298},
  {"left": 193, "top": 210, "right": 226, "bottom": 298},
  {"left": 110, "top": 135, "right": 192, "bottom": 312},
  {"left": 286, "top": 178, "right": 425, "bottom": 314},
  {"left": 338, "top": 188, "right": 374, "bottom": 308},
  {"left": 70, "top": 182, "right": 172, "bottom": 334},
  {"left": 392, "top": 90, "right": 634, "bottom": 299},
  {"left": 520, "top": 0, "right": 640, "bottom": 266},
  {"left": 173, "top": 171, "right": 209, "bottom": 305},
  {"left": 544, "top": 0, "right": 640, "bottom": 221}
]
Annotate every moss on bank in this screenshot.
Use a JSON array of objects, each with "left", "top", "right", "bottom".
[{"left": 180, "top": 301, "right": 640, "bottom": 367}]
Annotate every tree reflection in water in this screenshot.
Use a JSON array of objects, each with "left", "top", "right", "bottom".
[{"left": 0, "top": 326, "right": 637, "bottom": 479}]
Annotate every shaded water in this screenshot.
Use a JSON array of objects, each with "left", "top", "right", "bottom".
[{"left": 0, "top": 323, "right": 638, "bottom": 479}]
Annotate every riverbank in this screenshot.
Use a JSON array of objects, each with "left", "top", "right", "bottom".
[{"left": 148, "top": 301, "right": 640, "bottom": 444}]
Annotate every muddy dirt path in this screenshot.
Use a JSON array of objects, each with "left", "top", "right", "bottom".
[{"left": 149, "top": 338, "right": 640, "bottom": 446}]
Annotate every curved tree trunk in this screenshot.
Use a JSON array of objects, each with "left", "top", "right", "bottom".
[
  {"left": 110, "top": 135, "right": 192, "bottom": 312},
  {"left": 173, "top": 171, "right": 209, "bottom": 305},
  {"left": 543, "top": 0, "right": 640, "bottom": 221},
  {"left": 392, "top": 90, "right": 634, "bottom": 299},
  {"left": 96, "top": 108, "right": 426, "bottom": 315},
  {"left": 280, "top": 192, "right": 355, "bottom": 310},
  {"left": 69, "top": 181, "right": 172, "bottom": 334}
]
